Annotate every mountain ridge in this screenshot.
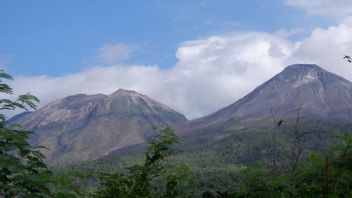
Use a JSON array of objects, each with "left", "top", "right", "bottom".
[
  {"left": 10, "top": 63, "right": 352, "bottom": 166},
  {"left": 177, "top": 64, "right": 352, "bottom": 135},
  {"left": 96, "top": 63, "right": 352, "bottom": 173},
  {"left": 9, "top": 89, "right": 188, "bottom": 164}
]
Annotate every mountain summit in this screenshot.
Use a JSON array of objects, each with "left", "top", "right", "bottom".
[
  {"left": 179, "top": 64, "right": 352, "bottom": 134},
  {"left": 98, "top": 64, "right": 352, "bottom": 170},
  {"left": 10, "top": 89, "right": 187, "bottom": 164}
]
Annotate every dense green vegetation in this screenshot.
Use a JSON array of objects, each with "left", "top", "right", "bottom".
[
  {"left": 73, "top": 126, "right": 352, "bottom": 197},
  {"left": 0, "top": 70, "right": 84, "bottom": 197},
  {"left": 76, "top": 124, "right": 350, "bottom": 197},
  {"left": 1, "top": 70, "right": 351, "bottom": 197},
  {"left": 227, "top": 134, "right": 352, "bottom": 197},
  {"left": 94, "top": 127, "right": 194, "bottom": 198}
]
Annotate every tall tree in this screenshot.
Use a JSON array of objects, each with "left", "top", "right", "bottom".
[
  {"left": 95, "top": 126, "right": 190, "bottom": 198},
  {"left": 0, "top": 70, "right": 54, "bottom": 197}
]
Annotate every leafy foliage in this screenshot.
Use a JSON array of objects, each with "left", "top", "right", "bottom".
[
  {"left": 75, "top": 119, "right": 343, "bottom": 197},
  {"left": 344, "top": 55, "right": 352, "bottom": 63},
  {"left": 0, "top": 128, "right": 53, "bottom": 197},
  {"left": 229, "top": 134, "right": 352, "bottom": 197},
  {"left": 0, "top": 70, "right": 52, "bottom": 197},
  {"left": 95, "top": 127, "right": 193, "bottom": 198},
  {"left": 0, "top": 70, "right": 84, "bottom": 197}
]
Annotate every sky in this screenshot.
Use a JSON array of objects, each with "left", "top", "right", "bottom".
[{"left": 1, "top": 0, "right": 352, "bottom": 119}]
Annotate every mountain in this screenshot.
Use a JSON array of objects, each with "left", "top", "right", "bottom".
[
  {"left": 9, "top": 89, "right": 187, "bottom": 164},
  {"left": 66, "top": 64, "right": 351, "bottom": 198},
  {"left": 94, "top": 64, "right": 352, "bottom": 170},
  {"left": 58, "top": 64, "right": 352, "bottom": 194},
  {"left": 178, "top": 64, "right": 352, "bottom": 135}
]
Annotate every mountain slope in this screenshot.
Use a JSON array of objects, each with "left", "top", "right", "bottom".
[
  {"left": 9, "top": 89, "right": 187, "bottom": 164},
  {"left": 94, "top": 64, "right": 352, "bottom": 174},
  {"left": 179, "top": 64, "right": 352, "bottom": 135}
]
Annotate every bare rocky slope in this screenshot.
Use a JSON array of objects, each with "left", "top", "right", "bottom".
[
  {"left": 9, "top": 89, "right": 187, "bottom": 164},
  {"left": 10, "top": 64, "right": 352, "bottom": 167},
  {"left": 97, "top": 64, "right": 352, "bottom": 170},
  {"left": 178, "top": 64, "right": 352, "bottom": 135}
]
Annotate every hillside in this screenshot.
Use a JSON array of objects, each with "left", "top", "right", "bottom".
[
  {"left": 97, "top": 64, "right": 352, "bottom": 171},
  {"left": 178, "top": 64, "right": 352, "bottom": 136},
  {"left": 9, "top": 89, "right": 187, "bottom": 164}
]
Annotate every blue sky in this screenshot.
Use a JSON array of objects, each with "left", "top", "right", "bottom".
[
  {"left": 2, "top": 0, "right": 352, "bottom": 118},
  {"left": 0, "top": 0, "right": 332, "bottom": 76}
]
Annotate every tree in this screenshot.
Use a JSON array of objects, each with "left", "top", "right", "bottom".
[
  {"left": 95, "top": 126, "right": 191, "bottom": 198},
  {"left": 0, "top": 70, "right": 84, "bottom": 197},
  {"left": 344, "top": 55, "right": 352, "bottom": 63},
  {"left": 0, "top": 70, "right": 53, "bottom": 197},
  {"left": 269, "top": 107, "right": 331, "bottom": 173}
]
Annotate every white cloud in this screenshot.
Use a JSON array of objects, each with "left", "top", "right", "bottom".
[
  {"left": 275, "top": 28, "right": 304, "bottom": 38},
  {"left": 97, "top": 44, "right": 138, "bottom": 64},
  {"left": 285, "top": 0, "right": 352, "bottom": 17},
  {"left": 9, "top": 33, "right": 293, "bottom": 119},
  {"left": 8, "top": 19, "right": 352, "bottom": 120},
  {"left": 291, "top": 23, "right": 352, "bottom": 77}
]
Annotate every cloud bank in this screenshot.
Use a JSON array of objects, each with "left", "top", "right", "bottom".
[{"left": 8, "top": 15, "right": 352, "bottom": 119}]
